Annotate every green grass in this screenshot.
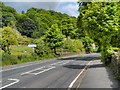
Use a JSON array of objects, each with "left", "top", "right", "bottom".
[
  {"left": 2, "top": 46, "right": 86, "bottom": 66},
  {"left": 10, "top": 46, "right": 33, "bottom": 56}
]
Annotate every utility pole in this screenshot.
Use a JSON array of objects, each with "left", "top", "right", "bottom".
[
  {"left": 61, "top": 19, "right": 63, "bottom": 56},
  {"left": 61, "top": 19, "right": 63, "bottom": 35}
]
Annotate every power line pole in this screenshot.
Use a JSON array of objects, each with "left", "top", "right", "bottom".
[{"left": 61, "top": 19, "right": 63, "bottom": 56}]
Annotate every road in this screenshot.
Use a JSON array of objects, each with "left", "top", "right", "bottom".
[{"left": 1, "top": 54, "right": 100, "bottom": 89}]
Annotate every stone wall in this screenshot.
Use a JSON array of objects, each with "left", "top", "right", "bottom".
[{"left": 111, "top": 52, "right": 120, "bottom": 78}]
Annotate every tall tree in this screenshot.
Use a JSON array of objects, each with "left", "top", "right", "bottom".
[
  {"left": 62, "top": 16, "right": 74, "bottom": 38},
  {"left": 2, "top": 27, "right": 18, "bottom": 54},
  {"left": 43, "top": 24, "right": 65, "bottom": 54}
]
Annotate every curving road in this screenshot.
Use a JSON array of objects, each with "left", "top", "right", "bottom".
[{"left": 1, "top": 54, "right": 100, "bottom": 89}]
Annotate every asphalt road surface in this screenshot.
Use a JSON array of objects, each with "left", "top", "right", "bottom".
[{"left": 1, "top": 54, "right": 100, "bottom": 89}]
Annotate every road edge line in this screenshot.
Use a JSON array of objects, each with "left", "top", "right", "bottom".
[{"left": 68, "top": 56, "right": 100, "bottom": 89}]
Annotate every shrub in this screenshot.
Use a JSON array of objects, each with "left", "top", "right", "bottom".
[
  {"left": 2, "top": 53, "right": 18, "bottom": 65},
  {"left": 33, "top": 53, "right": 40, "bottom": 60},
  {"left": 73, "top": 39, "right": 84, "bottom": 52},
  {"left": 34, "top": 39, "right": 51, "bottom": 57},
  {"left": 17, "top": 55, "right": 23, "bottom": 61},
  {"left": 63, "top": 37, "right": 74, "bottom": 52},
  {"left": 63, "top": 37, "right": 84, "bottom": 52}
]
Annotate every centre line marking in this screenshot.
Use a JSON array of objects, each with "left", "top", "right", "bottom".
[
  {"left": 0, "top": 79, "right": 19, "bottom": 89},
  {"left": 21, "top": 60, "right": 73, "bottom": 76},
  {"left": 34, "top": 66, "right": 55, "bottom": 75}
]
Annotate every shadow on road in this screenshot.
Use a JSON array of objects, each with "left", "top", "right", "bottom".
[
  {"left": 63, "top": 59, "right": 119, "bottom": 88},
  {"left": 57, "top": 55, "right": 101, "bottom": 61},
  {"left": 63, "top": 62, "right": 103, "bottom": 70}
]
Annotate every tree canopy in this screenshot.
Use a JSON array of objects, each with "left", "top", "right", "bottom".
[
  {"left": 2, "top": 27, "right": 18, "bottom": 54},
  {"left": 78, "top": 2, "right": 120, "bottom": 64},
  {"left": 43, "top": 24, "right": 65, "bottom": 54}
]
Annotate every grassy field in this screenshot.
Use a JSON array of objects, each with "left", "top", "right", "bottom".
[{"left": 10, "top": 46, "right": 33, "bottom": 56}]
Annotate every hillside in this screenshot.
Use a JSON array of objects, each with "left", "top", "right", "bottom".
[{"left": 2, "top": 2, "right": 78, "bottom": 39}]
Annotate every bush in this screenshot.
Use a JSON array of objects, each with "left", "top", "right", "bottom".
[
  {"left": 63, "top": 37, "right": 84, "bottom": 52},
  {"left": 33, "top": 53, "right": 40, "bottom": 60},
  {"left": 2, "top": 53, "right": 18, "bottom": 65},
  {"left": 17, "top": 55, "right": 23, "bottom": 61},
  {"left": 63, "top": 37, "right": 74, "bottom": 52},
  {"left": 73, "top": 39, "right": 84, "bottom": 52},
  {"left": 34, "top": 39, "right": 52, "bottom": 57}
]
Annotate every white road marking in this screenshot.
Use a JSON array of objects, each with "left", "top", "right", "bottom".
[
  {"left": 0, "top": 79, "right": 19, "bottom": 89},
  {"left": 68, "top": 60, "right": 93, "bottom": 88},
  {"left": 34, "top": 66, "right": 55, "bottom": 75},
  {"left": 59, "top": 61, "right": 70, "bottom": 65},
  {"left": 21, "top": 60, "right": 72, "bottom": 76},
  {"left": 1, "top": 60, "right": 64, "bottom": 72},
  {"left": 21, "top": 66, "right": 46, "bottom": 75}
]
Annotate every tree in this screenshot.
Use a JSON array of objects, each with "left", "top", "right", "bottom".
[
  {"left": 2, "top": 12, "right": 16, "bottom": 27},
  {"left": 34, "top": 39, "right": 51, "bottom": 57},
  {"left": 43, "top": 24, "right": 65, "bottom": 54},
  {"left": 21, "top": 18, "right": 36, "bottom": 37},
  {"left": 2, "top": 27, "right": 18, "bottom": 54},
  {"left": 80, "top": 36, "right": 94, "bottom": 53},
  {"left": 62, "top": 16, "right": 74, "bottom": 38},
  {"left": 22, "top": 11, "right": 25, "bottom": 14},
  {"left": 78, "top": 2, "right": 119, "bottom": 65}
]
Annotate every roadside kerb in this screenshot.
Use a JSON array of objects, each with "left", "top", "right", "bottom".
[{"left": 68, "top": 56, "right": 100, "bottom": 89}]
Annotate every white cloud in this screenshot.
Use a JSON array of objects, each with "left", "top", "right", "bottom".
[{"left": 58, "top": 4, "right": 79, "bottom": 17}]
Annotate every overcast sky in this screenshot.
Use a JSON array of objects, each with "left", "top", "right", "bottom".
[{"left": 3, "top": 1, "right": 79, "bottom": 17}]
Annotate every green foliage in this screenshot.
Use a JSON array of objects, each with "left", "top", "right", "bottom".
[
  {"left": 63, "top": 37, "right": 74, "bottom": 52},
  {"left": 17, "top": 54, "right": 23, "bottom": 60},
  {"left": 21, "top": 18, "right": 36, "bottom": 37},
  {"left": 2, "top": 27, "right": 18, "bottom": 45},
  {"left": 34, "top": 39, "right": 51, "bottom": 57},
  {"left": 2, "top": 2, "right": 79, "bottom": 39},
  {"left": 62, "top": 17, "right": 74, "bottom": 38},
  {"left": 2, "top": 27, "right": 18, "bottom": 54},
  {"left": 101, "top": 46, "right": 114, "bottom": 65},
  {"left": 80, "top": 36, "right": 94, "bottom": 53},
  {"left": 10, "top": 46, "right": 32, "bottom": 56},
  {"left": 43, "top": 24, "right": 65, "bottom": 54},
  {"left": 78, "top": 2, "right": 119, "bottom": 64},
  {"left": 2, "top": 53, "right": 18, "bottom": 65},
  {"left": 63, "top": 37, "right": 84, "bottom": 52},
  {"left": 2, "top": 12, "right": 16, "bottom": 28},
  {"left": 18, "top": 36, "right": 31, "bottom": 45}
]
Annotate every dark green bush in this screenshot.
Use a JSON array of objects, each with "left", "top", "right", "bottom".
[
  {"left": 17, "top": 55, "right": 23, "bottom": 60},
  {"left": 33, "top": 53, "right": 40, "bottom": 60},
  {"left": 2, "top": 53, "right": 18, "bottom": 65}
]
